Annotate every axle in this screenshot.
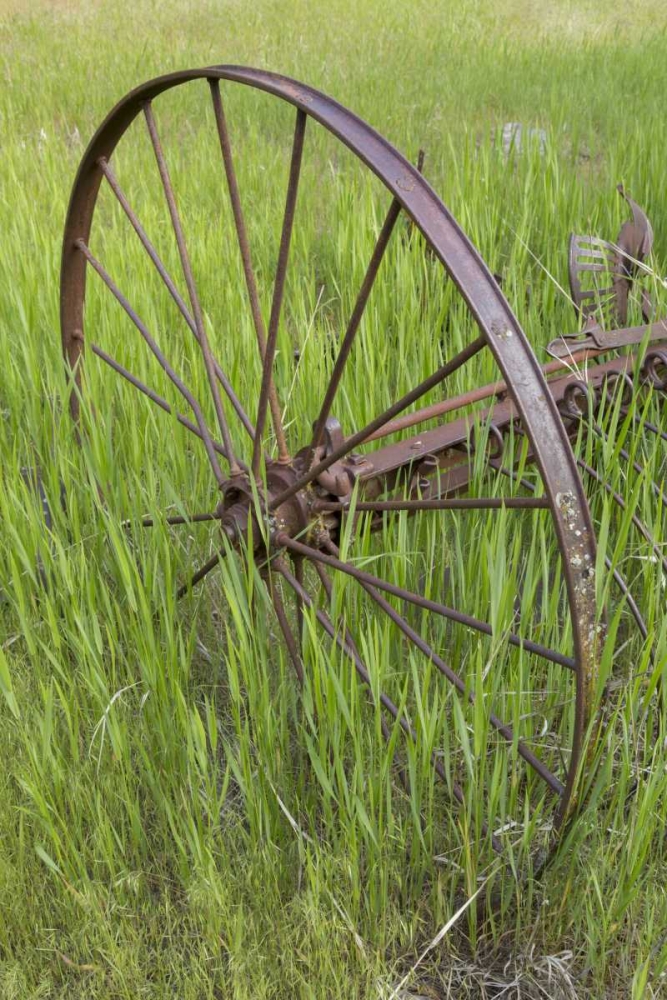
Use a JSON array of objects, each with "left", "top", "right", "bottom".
[{"left": 214, "top": 344, "right": 665, "bottom": 555}]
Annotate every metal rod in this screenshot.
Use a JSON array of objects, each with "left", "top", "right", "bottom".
[
  {"left": 588, "top": 420, "right": 667, "bottom": 509},
  {"left": 132, "top": 511, "right": 223, "bottom": 528},
  {"left": 313, "top": 496, "right": 550, "bottom": 513},
  {"left": 313, "top": 559, "right": 412, "bottom": 794},
  {"left": 320, "top": 538, "right": 564, "bottom": 796},
  {"left": 293, "top": 553, "right": 305, "bottom": 656},
  {"left": 251, "top": 109, "right": 307, "bottom": 476},
  {"left": 262, "top": 568, "right": 304, "bottom": 685},
  {"left": 276, "top": 559, "right": 506, "bottom": 848},
  {"left": 307, "top": 198, "right": 402, "bottom": 466},
  {"left": 605, "top": 558, "right": 649, "bottom": 643},
  {"left": 90, "top": 343, "right": 230, "bottom": 464},
  {"left": 278, "top": 560, "right": 411, "bottom": 725},
  {"left": 275, "top": 534, "right": 575, "bottom": 670},
  {"left": 98, "top": 156, "right": 255, "bottom": 441},
  {"left": 492, "top": 459, "right": 651, "bottom": 644},
  {"left": 489, "top": 461, "right": 539, "bottom": 495},
  {"left": 77, "top": 242, "right": 226, "bottom": 484},
  {"left": 361, "top": 348, "right": 607, "bottom": 444},
  {"left": 176, "top": 550, "right": 224, "bottom": 600},
  {"left": 270, "top": 335, "right": 487, "bottom": 510},
  {"left": 631, "top": 412, "right": 667, "bottom": 443},
  {"left": 577, "top": 458, "right": 667, "bottom": 574},
  {"left": 314, "top": 560, "right": 353, "bottom": 646},
  {"left": 209, "top": 79, "right": 289, "bottom": 462},
  {"left": 144, "top": 101, "right": 240, "bottom": 474}
]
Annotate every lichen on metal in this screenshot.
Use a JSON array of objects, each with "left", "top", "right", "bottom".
[{"left": 58, "top": 66, "right": 665, "bottom": 860}]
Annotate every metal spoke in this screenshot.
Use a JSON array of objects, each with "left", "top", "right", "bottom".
[
  {"left": 318, "top": 538, "right": 564, "bottom": 796},
  {"left": 270, "top": 335, "right": 487, "bottom": 510},
  {"left": 278, "top": 559, "right": 502, "bottom": 851},
  {"left": 592, "top": 425, "right": 667, "bottom": 508},
  {"left": 275, "top": 534, "right": 575, "bottom": 672},
  {"left": 292, "top": 553, "right": 305, "bottom": 655},
  {"left": 492, "top": 458, "right": 651, "bottom": 643},
  {"left": 306, "top": 198, "right": 402, "bottom": 466},
  {"left": 313, "top": 496, "right": 550, "bottom": 514},
  {"left": 361, "top": 352, "right": 598, "bottom": 444},
  {"left": 144, "top": 101, "right": 240, "bottom": 474},
  {"left": 278, "top": 559, "right": 406, "bottom": 719},
  {"left": 313, "top": 559, "right": 357, "bottom": 652},
  {"left": 131, "top": 511, "right": 222, "bottom": 528},
  {"left": 262, "top": 568, "right": 304, "bottom": 685},
  {"left": 77, "top": 244, "right": 226, "bottom": 484},
  {"left": 606, "top": 561, "right": 649, "bottom": 643},
  {"left": 90, "top": 343, "right": 230, "bottom": 464},
  {"left": 577, "top": 458, "right": 667, "bottom": 574},
  {"left": 313, "top": 559, "right": 411, "bottom": 793},
  {"left": 489, "top": 460, "right": 540, "bottom": 495},
  {"left": 98, "top": 156, "right": 255, "bottom": 441},
  {"left": 615, "top": 447, "right": 666, "bottom": 508},
  {"left": 176, "top": 549, "right": 225, "bottom": 600},
  {"left": 209, "top": 80, "right": 289, "bottom": 462},
  {"left": 251, "top": 108, "right": 307, "bottom": 476},
  {"left": 631, "top": 412, "right": 667, "bottom": 443}
]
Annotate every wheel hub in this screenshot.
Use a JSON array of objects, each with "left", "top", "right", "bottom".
[
  {"left": 215, "top": 460, "right": 314, "bottom": 552},
  {"left": 216, "top": 417, "right": 369, "bottom": 553},
  {"left": 61, "top": 65, "right": 664, "bottom": 856}
]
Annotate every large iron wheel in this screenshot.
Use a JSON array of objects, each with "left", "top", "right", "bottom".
[{"left": 61, "top": 67, "right": 601, "bottom": 856}]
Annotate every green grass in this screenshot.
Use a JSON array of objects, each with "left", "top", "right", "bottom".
[{"left": 1, "top": 1, "right": 666, "bottom": 996}]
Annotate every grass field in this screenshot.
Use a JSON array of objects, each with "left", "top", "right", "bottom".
[{"left": 1, "top": 1, "right": 667, "bottom": 997}]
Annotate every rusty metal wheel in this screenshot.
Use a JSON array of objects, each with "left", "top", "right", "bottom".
[{"left": 61, "top": 67, "right": 602, "bottom": 856}]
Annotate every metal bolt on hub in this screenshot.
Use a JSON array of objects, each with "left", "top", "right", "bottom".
[{"left": 58, "top": 66, "right": 666, "bottom": 861}]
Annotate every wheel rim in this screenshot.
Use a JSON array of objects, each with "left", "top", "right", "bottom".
[{"left": 61, "top": 66, "right": 601, "bottom": 851}]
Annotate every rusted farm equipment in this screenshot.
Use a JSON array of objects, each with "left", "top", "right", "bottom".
[{"left": 60, "top": 67, "right": 666, "bottom": 856}]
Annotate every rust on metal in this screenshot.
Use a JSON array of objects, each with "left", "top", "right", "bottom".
[
  {"left": 59, "top": 66, "right": 665, "bottom": 860},
  {"left": 568, "top": 185, "right": 654, "bottom": 326}
]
